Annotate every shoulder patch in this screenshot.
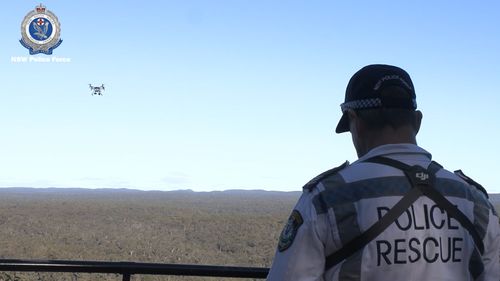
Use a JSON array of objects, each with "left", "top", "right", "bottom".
[
  {"left": 278, "top": 210, "right": 303, "bottom": 252},
  {"left": 454, "top": 170, "right": 489, "bottom": 198},
  {"left": 303, "top": 161, "right": 349, "bottom": 192}
]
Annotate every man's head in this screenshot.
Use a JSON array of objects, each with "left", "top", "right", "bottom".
[{"left": 336, "top": 64, "right": 423, "bottom": 157}]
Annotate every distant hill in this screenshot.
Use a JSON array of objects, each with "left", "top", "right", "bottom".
[
  {"left": 489, "top": 193, "right": 500, "bottom": 204},
  {"left": 0, "top": 187, "right": 496, "bottom": 205},
  {"left": 0, "top": 187, "right": 301, "bottom": 201}
]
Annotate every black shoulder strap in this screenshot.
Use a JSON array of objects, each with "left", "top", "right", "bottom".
[
  {"left": 324, "top": 157, "right": 484, "bottom": 271},
  {"left": 303, "top": 161, "right": 349, "bottom": 192},
  {"left": 417, "top": 178, "right": 485, "bottom": 255}
]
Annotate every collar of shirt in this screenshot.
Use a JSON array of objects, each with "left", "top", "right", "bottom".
[{"left": 353, "top": 143, "right": 432, "bottom": 165}]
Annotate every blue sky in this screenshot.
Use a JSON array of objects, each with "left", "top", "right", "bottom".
[{"left": 1, "top": 1, "right": 499, "bottom": 192}]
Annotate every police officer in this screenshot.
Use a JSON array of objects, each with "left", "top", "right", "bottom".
[{"left": 267, "top": 64, "right": 500, "bottom": 281}]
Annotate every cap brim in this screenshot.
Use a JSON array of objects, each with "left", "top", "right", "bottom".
[{"left": 335, "top": 112, "right": 350, "bottom": 134}]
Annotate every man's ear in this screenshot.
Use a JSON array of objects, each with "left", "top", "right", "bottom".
[
  {"left": 414, "top": 110, "right": 423, "bottom": 134},
  {"left": 347, "top": 109, "right": 357, "bottom": 121},
  {"left": 347, "top": 109, "right": 361, "bottom": 133}
]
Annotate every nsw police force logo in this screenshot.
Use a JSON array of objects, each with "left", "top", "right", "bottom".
[{"left": 20, "top": 4, "right": 63, "bottom": 55}]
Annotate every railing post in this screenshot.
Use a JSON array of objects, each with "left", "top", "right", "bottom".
[{"left": 122, "top": 273, "right": 131, "bottom": 281}]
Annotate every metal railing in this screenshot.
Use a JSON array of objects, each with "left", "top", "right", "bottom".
[{"left": 0, "top": 259, "right": 269, "bottom": 280}]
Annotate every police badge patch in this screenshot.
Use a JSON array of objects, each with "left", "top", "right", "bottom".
[
  {"left": 278, "top": 210, "right": 304, "bottom": 252},
  {"left": 20, "top": 4, "right": 63, "bottom": 55}
]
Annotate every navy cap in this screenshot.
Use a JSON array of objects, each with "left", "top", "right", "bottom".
[{"left": 335, "top": 64, "right": 417, "bottom": 134}]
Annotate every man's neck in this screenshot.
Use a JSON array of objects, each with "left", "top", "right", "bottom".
[{"left": 357, "top": 126, "right": 417, "bottom": 158}]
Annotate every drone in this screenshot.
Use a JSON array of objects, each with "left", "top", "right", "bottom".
[{"left": 89, "top": 84, "right": 105, "bottom": 96}]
